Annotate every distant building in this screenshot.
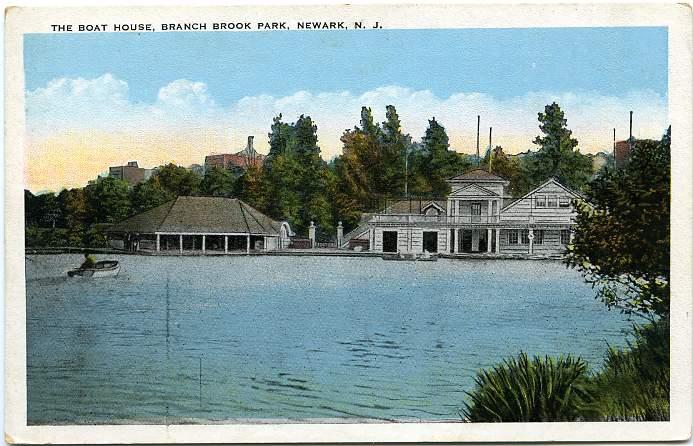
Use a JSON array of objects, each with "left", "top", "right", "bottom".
[
  {"left": 614, "top": 140, "right": 632, "bottom": 169},
  {"left": 204, "top": 136, "right": 265, "bottom": 174},
  {"left": 109, "top": 161, "right": 146, "bottom": 185}
]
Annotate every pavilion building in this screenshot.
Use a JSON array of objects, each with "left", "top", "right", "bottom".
[{"left": 108, "top": 196, "right": 292, "bottom": 254}]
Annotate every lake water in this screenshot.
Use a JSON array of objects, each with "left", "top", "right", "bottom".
[{"left": 26, "top": 254, "right": 633, "bottom": 424}]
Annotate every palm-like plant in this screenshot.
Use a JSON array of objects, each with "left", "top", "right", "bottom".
[
  {"left": 461, "top": 352, "right": 591, "bottom": 422},
  {"left": 587, "top": 319, "right": 669, "bottom": 421}
]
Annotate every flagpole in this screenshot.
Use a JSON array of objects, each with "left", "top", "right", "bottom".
[{"left": 476, "top": 115, "right": 480, "bottom": 166}]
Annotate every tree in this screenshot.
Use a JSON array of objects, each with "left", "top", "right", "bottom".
[
  {"left": 528, "top": 102, "right": 592, "bottom": 191},
  {"left": 380, "top": 105, "right": 409, "bottom": 197},
  {"left": 154, "top": 163, "right": 201, "bottom": 196},
  {"left": 236, "top": 165, "right": 267, "bottom": 211},
  {"left": 200, "top": 166, "right": 235, "bottom": 197},
  {"left": 413, "top": 117, "right": 470, "bottom": 197},
  {"left": 84, "top": 177, "right": 132, "bottom": 223},
  {"left": 131, "top": 177, "right": 174, "bottom": 213},
  {"left": 566, "top": 128, "right": 670, "bottom": 318},
  {"left": 62, "top": 187, "right": 89, "bottom": 246}
]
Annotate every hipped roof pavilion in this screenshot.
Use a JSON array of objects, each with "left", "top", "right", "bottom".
[{"left": 109, "top": 196, "right": 290, "bottom": 253}]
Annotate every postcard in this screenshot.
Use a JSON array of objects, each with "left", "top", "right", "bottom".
[{"left": 4, "top": 3, "right": 692, "bottom": 444}]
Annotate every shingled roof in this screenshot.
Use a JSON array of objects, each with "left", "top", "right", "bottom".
[
  {"left": 447, "top": 168, "right": 508, "bottom": 182},
  {"left": 108, "top": 196, "right": 282, "bottom": 235}
]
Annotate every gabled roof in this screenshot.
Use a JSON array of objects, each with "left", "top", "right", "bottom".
[
  {"left": 500, "top": 177, "right": 588, "bottom": 212},
  {"left": 447, "top": 168, "right": 508, "bottom": 182},
  {"left": 109, "top": 196, "right": 282, "bottom": 235},
  {"left": 449, "top": 183, "right": 499, "bottom": 198},
  {"left": 381, "top": 199, "right": 447, "bottom": 215},
  {"left": 422, "top": 201, "right": 446, "bottom": 212}
]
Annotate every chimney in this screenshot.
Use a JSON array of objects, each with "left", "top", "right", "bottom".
[{"left": 247, "top": 135, "right": 254, "bottom": 152}]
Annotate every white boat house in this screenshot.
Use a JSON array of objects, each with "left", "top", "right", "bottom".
[
  {"left": 343, "top": 169, "right": 587, "bottom": 256},
  {"left": 108, "top": 196, "right": 292, "bottom": 254}
]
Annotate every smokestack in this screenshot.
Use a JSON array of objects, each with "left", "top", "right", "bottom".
[
  {"left": 629, "top": 111, "right": 633, "bottom": 152},
  {"left": 476, "top": 115, "right": 480, "bottom": 166},
  {"left": 488, "top": 127, "right": 493, "bottom": 173},
  {"left": 613, "top": 128, "right": 616, "bottom": 154},
  {"left": 247, "top": 135, "right": 254, "bottom": 152}
]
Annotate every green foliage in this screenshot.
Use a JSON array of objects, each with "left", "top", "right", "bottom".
[
  {"left": 130, "top": 177, "right": 174, "bottom": 213},
  {"left": 411, "top": 118, "right": 471, "bottom": 197},
  {"left": 84, "top": 177, "right": 132, "bottom": 223},
  {"left": 200, "top": 166, "right": 236, "bottom": 197},
  {"left": 236, "top": 165, "right": 267, "bottom": 211},
  {"left": 526, "top": 102, "right": 593, "bottom": 191},
  {"left": 566, "top": 128, "right": 670, "bottom": 318},
  {"left": 239, "top": 114, "right": 335, "bottom": 236},
  {"left": 462, "top": 352, "right": 592, "bottom": 422},
  {"left": 154, "top": 163, "right": 201, "bottom": 196},
  {"left": 587, "top": 318, "right": 669, "bottom": 421}
]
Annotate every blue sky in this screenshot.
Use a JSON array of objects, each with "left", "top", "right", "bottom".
[
  {"left": 25, "top": 27, "right": 667, "bottom": 104},
  {"left": 24, "top": 27, "right": 669, "bottom": 192}
]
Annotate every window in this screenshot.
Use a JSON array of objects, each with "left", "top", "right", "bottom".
[
  {"left": 559, "top": 196, "right": 570, "bottom": 208},
  {"left": 508, "top": 231, "right": 518, "bottom": 244},
  {"left": 547, "top": 195, "right": 558, "bottom": 207},
  {"left": 534, "top": 230, "right": 544, "bottom": 244},
  {"left": 471, "top": 203, "right": 482, "bottom": 215},
  {"left": 521, "top": 230, "right": 530, "bottom": 244},
  {"left": 561, "top": 230, "right": 571, "bottom": 245},
  {"left": 535, "top": 195, "right": 546, "bottom": 207}
]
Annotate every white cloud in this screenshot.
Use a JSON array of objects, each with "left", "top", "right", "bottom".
[{"left": 26, "top": 74, "right": 668, "bottom": 158}]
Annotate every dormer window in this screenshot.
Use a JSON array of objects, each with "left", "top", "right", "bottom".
[
  {"left": 559, "top": 196, "right": 570, "bottom": 207},
  {"left": 547, "top": 196, "right": 558, "bottom": 207},
  {"left": 535, "top": 195, "right": 546, "bottom": 207}
]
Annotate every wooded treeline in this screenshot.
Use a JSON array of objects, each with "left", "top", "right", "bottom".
[{"left": 26, "top": 102, "right": 608, "bottom": 246}]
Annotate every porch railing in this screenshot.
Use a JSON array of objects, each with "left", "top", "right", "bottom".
[{"left": 372, "top": 214, "right": 501, "bottom": 224}]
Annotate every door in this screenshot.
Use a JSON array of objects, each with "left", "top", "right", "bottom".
[
  {"left": 423, "top": 231, "right": 438, "bottom": 253},
  {"left": 462, "top": 229, "right": 473, "bottom": 252},
  {"left": 382, "top": 231, "right": 398, "bottom": 253}
]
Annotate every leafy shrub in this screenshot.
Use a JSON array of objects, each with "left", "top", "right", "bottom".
[
  {"left": 587, "top": 318, "right": 669, "bottom": 421},
  {"left": 462, "top": 352, "right": 591, "bottom": 422}
]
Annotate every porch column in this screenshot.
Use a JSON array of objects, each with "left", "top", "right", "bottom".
[
  {"left": 246, "top": 234, "right": 251, "bottom": 254},
  {"left": 156, "top": 234, "right": 160, "bottom": 252},
  {"left": 528, "top": 228, "right": 534, "bottom": 254},
  {"left": 487, "top": 199, "right": 492, "bottom": 223},
  {"left": 457, "top": 228, "right": 462, "bottom": 252},
  {"left": 495, "top": 229, "right": 500, "bottom": 253},
  {"left": 179, "top": 235, "right": 183, "bottom": 254},
  {"left": 569, "top": 230, "right": 575, "bottom": 244},
  {"left": 368, "top": 228, "right": 374, "bottom": 251},
  {"left": 446, "top": 200, "right": 451, "bottom": 220},
  {"left": 224, "top": 235, "right": 228, "bottom": 254},
  {"left": 456, "top": 200, "right": 461, "bottom": 223},
  {"left": 487, "top": 228, "right": 492, "bottom": 252},
  {"left": 202, "top": 235, "right": 206, "bottom": 254}
]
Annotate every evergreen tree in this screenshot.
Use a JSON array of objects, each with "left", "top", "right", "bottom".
[
  {"left": 381, "top": 105, "right": 408, "bottom": 197},
  {"left": 528, "top": 102, "right": 592, "bottom": 190},
  {"left": 414, "top": 117, "right": 470, "bottom": 197}
]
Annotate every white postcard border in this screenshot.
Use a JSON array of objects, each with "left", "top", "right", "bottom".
[{"left": 4, "top": 3, "right": 692, "bottom": 443}]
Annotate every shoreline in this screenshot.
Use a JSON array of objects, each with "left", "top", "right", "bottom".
[{"left": 25, "top": 247, "right": 564, "bottom": 261}]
